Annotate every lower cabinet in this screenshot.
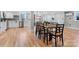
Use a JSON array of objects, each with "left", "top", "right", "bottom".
[
  {"left": 0, "top": 22, "right": 7, "bottom": 32},
  {"left": 8, "top": 20, "right": 19, "bottom": 28}
]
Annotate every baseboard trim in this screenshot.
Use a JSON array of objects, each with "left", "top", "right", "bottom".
[{"left": 65, "top": 27, "right": 79, "bottom": 30}]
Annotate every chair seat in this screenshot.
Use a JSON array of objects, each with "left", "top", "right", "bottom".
[
  {"left": 50, "top": 32, "right": 62, "bottom": 36},
  {"left": 56, "top": 32, "right": 62, "bottom": 35}
]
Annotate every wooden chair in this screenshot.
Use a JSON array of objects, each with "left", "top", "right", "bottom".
[
  {"left": 38, "top": 23, "right": 48, "bottom": 42},
  {"left": 39, "top": 24, "right": 57, "bottom": 45},
  {"left": 44, "top": 24, "right": 57, "bottom": 45},
  {"left": 35, "top": 22, "right": 42, "bottom": 35},
  {"left": 36, "top": 24, "right": 40, "bottom": 35},
  {"left": 49, "top": 24, "right": 64, "bottom": 47},
  {"left": 39, "top": 25, "right": 44, "bottom": 39}
]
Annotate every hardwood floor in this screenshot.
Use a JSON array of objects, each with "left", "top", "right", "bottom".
[
  {"left": 0, "top": 28, "right": 45, "bottom": 47},
  {"left": 0, "top": 27, "right": 79, "bottom": 47},
  {"left": 64, "top": 28, "right": 79, "bottom": 47}
]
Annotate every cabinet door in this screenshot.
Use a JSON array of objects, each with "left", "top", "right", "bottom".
[
  {"left": 0, "top": 22, "right": 6, "bottom": 32},
  {"left": 0, "top": 22, "right": 1, "bottom": 32},
  {"left": 8, "top": 21, "right": 19, "bottom": 28}
]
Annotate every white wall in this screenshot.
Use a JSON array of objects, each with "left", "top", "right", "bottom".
[
  {"left": 34, "top": 11, "right": 65, "bottom": 24},
  {"left": 64, "top": 11, "right": 79, "bottom": 29}
]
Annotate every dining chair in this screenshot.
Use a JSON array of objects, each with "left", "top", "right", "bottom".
[
  {"left": 36, "top": 24, "right": 40, "bottom": 35},
  {"left": 44, "top": 24, "right": 57, "bottom": 45},
  {"left": 39, "top": 25, "right": 44, "bottom": 39},
  {"left": 35, "top": 22, "right": 42, "bottom": 35},
  {"left": 49, "top": 24, "right": 64, "bottom": 47},
  {"left": 38, "top": 23, "right": 49, "bottom": 42},
  {"left": 39, "top": 24, "right": 57, "bottom": 45}
]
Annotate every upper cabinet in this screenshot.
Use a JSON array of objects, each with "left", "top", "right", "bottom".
[
  {"left": 0, "top": 11, "right": 20, "bottom": 22},
  {"left": 65, "top": 11, "right": 74, "bottom": 20}
]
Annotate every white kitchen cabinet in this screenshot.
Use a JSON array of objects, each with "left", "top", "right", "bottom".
[
  {"left": 8, "top": 20, "right": 19, "bottom": 28},
  {"left": 0, "top": 22, "right": 7, "bottom": 32}
]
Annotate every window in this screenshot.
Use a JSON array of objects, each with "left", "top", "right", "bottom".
[
  {"left": 13, "top": 15, "right": 19, "bottom": 20},
  {"left": 76, "top": 11, "right": 79, "bottom": 20}
]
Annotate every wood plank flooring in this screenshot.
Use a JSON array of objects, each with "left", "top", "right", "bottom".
[
  {"left": 0, "top": 27, "right": 79, "bottom": 47},
  {"left": 0, "top": 28, "right": 45, "bottom": 47}
]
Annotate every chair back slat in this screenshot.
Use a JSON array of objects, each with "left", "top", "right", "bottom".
[
  {"left": 56, "top": 24, "right": 64, "bottom": 34},
  {"left": 48, "top": 24, "right": 64, "bottom": 35}
]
